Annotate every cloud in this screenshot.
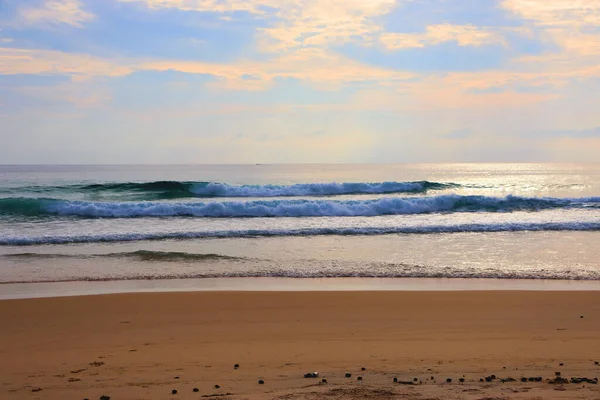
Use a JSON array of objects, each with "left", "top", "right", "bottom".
[
  {"left": 17, "top": 0, "right": 94, "bottom": 28},
  {"left": 502, "top": 0, "right": 600, "bottom": 27},
  {"left": 538, "top": 126, "right": 600, "bottom": 138},
  {"left": 256, "top": 0, "right": 397, "bottom": 52},
  {"left": 380, "top": 24, "right": 501, "bottom": 49},
  {"left": 119, "top": 0, "right": 398, "bottom": 52},
  {"left": 117, "top": 0, "right": 285, "bottom": 14},
  {"left": 0, "top": 48, "right": 132, "bottom": 80},
  {"left": 141, "top": 47, "right": 415, "bottom": 90}
]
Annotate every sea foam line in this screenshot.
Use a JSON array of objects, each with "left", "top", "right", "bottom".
[
  {"left": 2, "top": 221, "right": 600, "bottom": 245},
  {"left": 2, "top": 261, "right": 599, "bottom": 283}
]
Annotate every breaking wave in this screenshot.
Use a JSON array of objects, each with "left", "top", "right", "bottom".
[
  {"left": 3, "top": 180, "right": 456, "bottom": 199},
  {"left": 1, "top": 195, "right": 598, "bottom": 218}
]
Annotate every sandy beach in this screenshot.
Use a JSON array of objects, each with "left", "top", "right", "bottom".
[{"left": 1, "top": 291, "right": 599, "bottom": 399}]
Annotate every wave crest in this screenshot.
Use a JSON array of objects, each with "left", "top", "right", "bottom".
[
  {"left": 0, "top": 195, "right": 598, "bottom": 218},
  {"left": 5, "top": 180, "right": 455, "bottom": 199}
]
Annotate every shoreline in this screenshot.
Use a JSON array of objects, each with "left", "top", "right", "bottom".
[
  {"left": 1, "top": 277, "right": 600, "bottom": 299},
  {"left": 2, "top": 290, "right": 599, "bottom": 399}
]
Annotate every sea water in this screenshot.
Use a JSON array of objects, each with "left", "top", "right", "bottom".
[{"left": 0, "top": 164, "right": 599, "bottom": 295}]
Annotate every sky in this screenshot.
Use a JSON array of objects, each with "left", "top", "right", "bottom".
[{"left": 1, "top": 0, "right": 600, "bottom": 163}]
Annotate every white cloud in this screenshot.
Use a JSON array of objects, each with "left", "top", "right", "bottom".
[
  {"left": 380, "top": 23, "right": 502, "bottom": 49},
  {"left": 18, "top": 0, "right": 95, "bottom": 28},
  {"left": 119, "top": 0, "right": 399, "bottom": 52},
  {"left": 502, "top": 0, "right": 600, "bottom": 27},
  {"left": 0, "top": 48, "right": 132, "bottom": 79}
]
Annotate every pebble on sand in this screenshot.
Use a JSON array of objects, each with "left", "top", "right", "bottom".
[
  {"left": 393, "top": 377, "right": 398, "bottom": 383},
  {"left": 258, "top": 380, "right": 265, "bottom": 385},
  {"left": 559, "top": 363, "right": 564, "bottom": 366},
  {"left": 555, "top": 372, "right": 561, "bottom": 376},
  {"left": 357, "top": 376, "right": 363, "bottom": 381},
  {"left": 446, "top": 378, "right": 452, "bottom": 383},
  {"left": 459, "top": 378, "right": 465, "bottom": 383},
  {"left": 214, "top": 385, "right": 220, "bottom": 389},
  {"left": 100, "top": 396, "right": 110, "bottom": 400},
  {"left": 171, "top": 389, "right": 177, "bottom": 395},
  {"left": 321, "top": 378, "right": 327, "bottom": 384},
  {"left": 361, "top": 367, "right": 366, "bottom": 371},
  {"left": 193, "top": 388, "right": 199, "bottom": 392},
  {"left": 234, "top": 364, "right": 239, "bottom": 369},
  {"left": 345, "top": 373, "right": 352, "bottom": 378},
  {"left": 31, "top": 388, "right": 42, "bottom": 392}
]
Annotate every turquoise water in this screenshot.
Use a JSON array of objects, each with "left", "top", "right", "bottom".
[{"left": 1, "top": 164, "right": 599, "bottom": 284}]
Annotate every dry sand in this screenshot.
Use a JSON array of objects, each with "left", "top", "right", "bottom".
[{"left": 1, "top": 291, "right": 599, "bottom": 399}]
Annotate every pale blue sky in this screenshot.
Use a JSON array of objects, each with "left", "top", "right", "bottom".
[{"left": 1, "top": 0, "right": 600, "bottom": 163}]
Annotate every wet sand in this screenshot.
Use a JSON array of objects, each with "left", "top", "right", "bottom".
[{"left": 1, "top": 291, "right": 599, "bottom": 399}]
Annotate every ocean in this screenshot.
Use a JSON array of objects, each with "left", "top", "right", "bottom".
[{"left": 1, "top": 164, "right": 599, "bottom": 297}]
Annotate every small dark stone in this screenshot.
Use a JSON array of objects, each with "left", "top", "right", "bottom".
[
  {"left": 459, "top": 378, "right": 465, "bottom": 383},
  {"left": 559, "top": 363, "right": 564, "bottom": 366},
  {"left": 503, "top": 366, "right": 506, "bottom": 369},
  {"left": 549, "top": 376, "right": 569, "bottom": 384},
  {"left": 536, "top": 377, "right": 543, "bottom": 382},
  {"left": 171, "top": 389, "right": 177, "bottom": 395},
  {"left": 480, "top": 378, "right": 484, "bottom": 382},
  {"left": 321, "top": 378, "right": 327, "bottom": 384},
  {"left": 393, "top": 377, "right": 398, "bottom": 383},
  {"left": 345, "top": 373, "right": 352, "bottom": 378},
  {"left": 521, "top": 377, "right": 528, "bottom": 382},
  {"left": 485, "top": 376, "right": 493, "bottom": 382},
  {"left": 31, "top": 388, "right": 42, "bottom": 393},
  {"left": 100, "top": 396, "right": 110, "bottom": 400},
  {"left": 430, "top": 376, "right": 434, "bottom": 380},
  {"left": 258, "top": 380, "right": 264, "bottom": 385},
  {"left": 214, "top": 385, "right": 220, "bottom": 389},
  {"left": 357, "top": 376, "right": 363, "bottom": 381},
  {"left": 580, "top": 315, "right": 584, "bottom": 318},
  {"left": 361, "top": 367, "right": 366, "bottom": 371},
  {"left": 555, "top": 372, "right": 561, "bottom": 376},
  {"left": 193, "top": 388, "right": 199, "bottom": 392},
  {"left": 528, "top": 377, "right": 536, "bottom": 382},
  {"left": 446, "top": 378, "right": 452, "bottom": 383},
  {"left": 174, "top": 376, "right": 180, "bottom": 379},
  {"left": 595, "top": 361, "right": 599, "bottom": 365},
  {"left": 490, "top": 375, "right": 496, "bottom": 379},
  {"left": 234, "top": 364, "right": 239, "bottom": 369},
  {"left": 413, "top": 378, "right": 418, "bottom": 382}
]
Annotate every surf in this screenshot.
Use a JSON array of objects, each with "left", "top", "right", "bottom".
[{"left": 0, "top": 195, "right": 598, "bottom": 218}]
